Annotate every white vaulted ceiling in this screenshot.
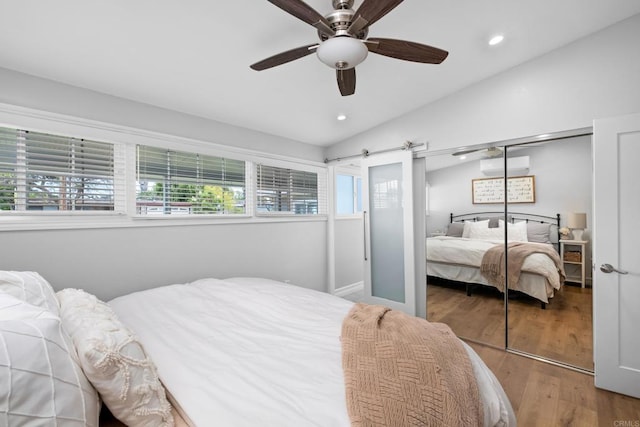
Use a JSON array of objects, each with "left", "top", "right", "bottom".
[{"left": 1, "top": 0, "right": 639, "bottom": 146}]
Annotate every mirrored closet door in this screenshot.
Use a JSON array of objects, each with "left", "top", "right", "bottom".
[
  {"left": 505, "top": 136, "right": 593, "bottom": 371},
  {"left": 425, "top": 131, "right": 594, "bottom": 372},
  {"left": 425, "top": 148, "right": 506, "bottom": 348}
]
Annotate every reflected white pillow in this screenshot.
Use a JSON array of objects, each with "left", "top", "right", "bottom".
[
  {"left": 499, "top": 220, "right": 529, "bottom": 242},
  {"left": 0, "top": 293, "right": 100, "bottom": 426},
  {"left": 57, "top": 288, "right": 174, "bottom": 427},
  {"left": 0, "top": 270, "right": 59, "bottom": 315},
  {"left": 468, "top": 226, "right": 504, "bottom": 241},
  {"left": 462, "top": 220, "right": 490, "bottom": 238}
]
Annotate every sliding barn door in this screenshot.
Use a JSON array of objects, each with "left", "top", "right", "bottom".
[{"left": 362, "top": 151, "right": 415, "bottom": 315}]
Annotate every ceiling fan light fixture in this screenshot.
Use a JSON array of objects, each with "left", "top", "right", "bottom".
[{"left": 316, "top": 37, "right": 368, "bottom": 69}]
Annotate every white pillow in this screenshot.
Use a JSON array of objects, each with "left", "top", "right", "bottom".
[
  {"left": 0, "top": 270, "right": 60, "bottom": 315},
  {"left": 0, "top": 293, "right": 100, "bottom": 426},
  {"left": 468, "top": 225, "right": 505, "bottom": 241},
  {"left": 462, "top": 220, "right": 490, "bottom": 238},
  {"left": 57, "top": 288, "right": 174, "bottom": 427},
  {"left": 499, "top": 220, "right": 529, "bottom": 242}
]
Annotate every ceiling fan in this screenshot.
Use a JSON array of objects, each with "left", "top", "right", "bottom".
[{"left": 250, "top": 0, "right": 449, "bottom": 96}]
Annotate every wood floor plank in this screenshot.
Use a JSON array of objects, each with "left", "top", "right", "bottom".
[
  {"left": 517, "top": 370, "right": 561, "bottom": 426},
  {"left": 555, "top": 399, "right": 598, "bottom": 427}
]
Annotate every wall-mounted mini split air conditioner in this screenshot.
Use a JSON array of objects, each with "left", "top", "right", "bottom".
[{"left": 480, "top": 156, "right": 530, "bottom": 176}]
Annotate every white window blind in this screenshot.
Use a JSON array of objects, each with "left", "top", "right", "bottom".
[
  {"left": 136, "top": 145, "right": 246, "bottom": 215},
  {"left": 256, "top": 164, "right": 320, "bottom": 214},
  {"left": 0, "top": 126, "right": 117, "bottom": 212}
]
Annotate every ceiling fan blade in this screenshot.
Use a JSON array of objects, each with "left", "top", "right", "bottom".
[
  {"left": 336, "top": 68, "right": 356, "bottom": 96},
  {"left": 267, "top": 0, "right": 334, "bottom": 37},
  {"left": 348, "top": 0, "right": 404, "bottom": 35},
  {"left": 250, "top": 44, "right": 318, "bottom": 71},
  {"left": 365, "top": 38, "right": 448, "bottom": 64}
]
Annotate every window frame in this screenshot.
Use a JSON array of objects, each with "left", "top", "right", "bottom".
[
  {"left": 135, "top": 144, "right": 248, "bottom": 217},
  {"left": 254, "top": 162, "right": 325, "bottom": 217},
  {"left": 0, "top": 128, "right": 126, "bottom": 216},
  {"left": 0, "top": 103, "right": 328, "bottom": 231}
]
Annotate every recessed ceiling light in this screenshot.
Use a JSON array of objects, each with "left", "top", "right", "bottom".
[
  {"left": 489, "top": 34, "right": 504, "bottom": 46},
  {"left": 337, "top": 114, "right": 347, "bottom": 121}
]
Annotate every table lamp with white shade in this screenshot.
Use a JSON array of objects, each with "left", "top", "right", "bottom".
[{"left": 568, "top": 212, "right": 587, "bottom": 241}]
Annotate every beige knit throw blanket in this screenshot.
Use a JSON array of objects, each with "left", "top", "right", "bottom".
[
  {"left": 341, "top": 303, "right": 483, "bottom": 427},
  {"left": 480, "top": 241, "right": 566, "bottom": 292}
]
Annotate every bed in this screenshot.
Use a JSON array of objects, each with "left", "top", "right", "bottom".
[
  {"left": 427, "top": 212, "right": 565, "bottom": 308},
  {"left": 107, "top": 277, "right": 515, "bottom": 426},
  {"left": 0, "top": 271, "right": 516, "bottom": 426}
]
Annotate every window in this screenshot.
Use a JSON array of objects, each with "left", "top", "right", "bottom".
[
  {"left": 0, "top": 126, "right": 116, "bottom": 212},
  {"left": 0, "top": 109, "right": 329, "bottom": 227},
  {"left": 256, "top": 164, "right": 319, "bottom": 214},
  {"left": 136, "top": 145, "right": 246, "bottom": 215},
  {"left": 336, "top": 174, "right": 362, "bottom": 215}
]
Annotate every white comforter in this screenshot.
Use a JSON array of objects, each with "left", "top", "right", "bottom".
[
  {"left": 109, "top": 277, "right": 514, "bottom": 427},
  {"left": 427, "top": 236, "right": 563, "bottom": 290}
]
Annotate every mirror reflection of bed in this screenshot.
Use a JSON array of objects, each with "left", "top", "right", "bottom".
[
  {"left": 425, "top": 134, "right": 593, "bottom": 371},
  {"left": 428, "top": 212, "right": 562, "bottom": 310}
]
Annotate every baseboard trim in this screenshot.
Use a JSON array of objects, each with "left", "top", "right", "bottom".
[{"left": 333, "top": 281, "right": 364, "bottom": 297}]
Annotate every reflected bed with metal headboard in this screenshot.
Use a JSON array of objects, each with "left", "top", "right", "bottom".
[{"left": 427, "top": 212, "right": 563, "bottom": 309}]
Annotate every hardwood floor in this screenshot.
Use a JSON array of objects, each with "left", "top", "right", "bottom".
[
  {"left": 466, "top": 341, "right": 640, "bottom": 426},
  {"left": 427, "top": 279, "right": 506, "bottom": 348},
  {"left": 426, "top": 279, "right": 640, "bottom": 425},
  {"left": 427, "top": 279, "right": 593, "bottom": 370}
]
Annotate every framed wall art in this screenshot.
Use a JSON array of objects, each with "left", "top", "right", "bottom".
[{"left": 472, "top": 175, "right": 535, "bottom": 204}]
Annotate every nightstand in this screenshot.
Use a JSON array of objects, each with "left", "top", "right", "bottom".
[{"left": 560, "top": 239, "right": 588, "bottom": 288}]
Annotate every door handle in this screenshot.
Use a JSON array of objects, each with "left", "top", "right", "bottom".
[
  {"left": 363, "top": 210, "right": 368, "bottom": 261},
  {"left": 600, "top": 263, "right": 629, "bottom": 274}
]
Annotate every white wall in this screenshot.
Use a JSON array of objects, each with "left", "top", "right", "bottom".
[
  {"left": 0, "top": 67, "right": 331, "bottom": 299},
  {"left": 0, "top": 221, "right": 327, "bottom": 301},
  {"left": 426, "top": 136, "right": 592, "bottom": 234},
  {"left": 325, "top": 13, "right": 640, "bottom": 159},
  {"left": 334, "top": 218, "right": 364, "bottom": 289},
  {"left": 0, "top": 67, "right": 324, "bottom": 163}
]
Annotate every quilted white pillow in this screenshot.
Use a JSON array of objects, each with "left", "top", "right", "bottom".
[
  {"left": 0, "top": 270, "right": 60, "bottom": 314},
  {"left": 57, "top": 288, "right": 174, "bottom": 427},
  {"left": 0, "top": 293, "right": 100, "bottom": 426}
]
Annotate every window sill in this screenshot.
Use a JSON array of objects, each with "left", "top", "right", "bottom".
[
  {"left": 335, "top": 214, "right": 363, "bottom": 220},
  {"left": 0, "top": 213, "right": 327, "bottom": 232}
]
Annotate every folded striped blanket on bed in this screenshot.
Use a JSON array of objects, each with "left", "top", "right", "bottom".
[{"left": 341, "top": 303, "right": 483, "bottom": 427}]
